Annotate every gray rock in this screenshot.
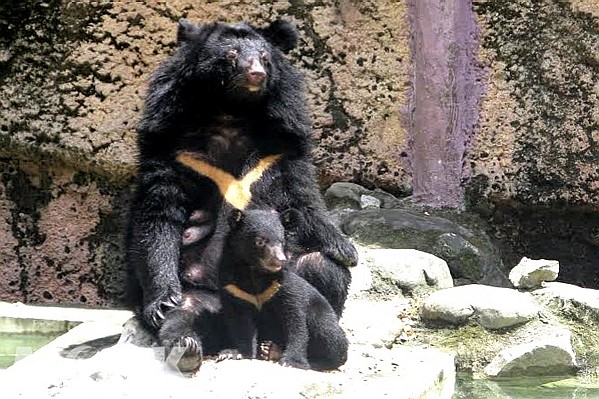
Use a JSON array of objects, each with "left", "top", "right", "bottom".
[
  {"left": 509, "top": 257, "right": 559, "bottom": 289},
  {"left": 360, "top": 194, "right": 381, "bottom": 209},
  {"left": 361, "top": 248, "right": 453, "bottom": 295},
  {"left": 324, "top": 182, "right": 402, "bottom": 210},
  {"left": 420, "top": 285, "right": 540, "bottom": 329},
  {"left": 341, "top": 345, "right": 456, "bottom": 399},
  {"left": 340, "top": 208, "right": 510, "bottom": 287},
  {"left": 532, "top": 282, "right": 599, "bottom": 324},
  {"left": 341, "top": 298, "right": 411, "bottom": 348},
  {"left": 324, "top": 182, "right": 367, "bottom": 210},
  {"left": 483, "top": 329, "right": 577, "bottom": 377}
]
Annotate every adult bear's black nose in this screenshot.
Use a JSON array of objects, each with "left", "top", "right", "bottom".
[{"left": 246, "top": 57, "right": 266, "bottom": 86}]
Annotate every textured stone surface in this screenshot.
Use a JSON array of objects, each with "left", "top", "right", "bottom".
[
  {"left": 484, "top": 329, "right": 577, "bottom": 378},
  {"left": 0, "top": 0, "right": 411, "bottom": 304},
  {"left": 3, "top": 302, "right": 456, "bottom": 399},
  {"left": 509, "top": 257, "right": 560, "bottom": 289},
  {"left": 420, "top": 285, "right": 541, "bottom": 329},
  {"left": 533, "top": 281, "right": 599, "bottom": 324},
  {"left": 469, "top": 0, "right": 599, "bottom": 206},
  {"left": 465, "top": 0, "right": 599, "bottom": 295},
  {"left": 341, "top": 208, "right": 510, "bottom": 287},
  {"left": 0, "top": 0, "right": 411, "bottom": 191},
  {"left": 0, "top": 159, "right": 129, "bottom": 305},
  {"left": 360, "top": 248, "right": 453, "bottom": 295},
  {"left": 5, "top": 341, "right": 456, "bottom": 399},
  {"left": 4, "top": 0, "right": 599, "bottom": 304}
]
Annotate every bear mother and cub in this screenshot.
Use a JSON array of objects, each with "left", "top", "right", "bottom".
[{"left": 126, "top": 18, "right": 356, "bottom": 372}]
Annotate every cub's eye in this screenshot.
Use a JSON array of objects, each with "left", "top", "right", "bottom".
[
  {"left": 226, "top": 49, "right": 238, "bottom": 60},
  {"left": 255, "top": 237, "right": 267, "bottom": 247},
  {"left": 260, "top": 51, "right": 269, "bottom": 62}
]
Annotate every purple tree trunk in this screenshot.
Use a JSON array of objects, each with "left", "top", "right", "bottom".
[{"left": 406, "top": 0, "right": 483, "bottom": 208}]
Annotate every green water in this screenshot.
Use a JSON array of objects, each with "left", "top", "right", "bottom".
[
  {"left": 453, "top": 373, "right": 599, "bottom": 399},
  {"left": 0, "top": 332, "right": 64, "bottom": 368}
]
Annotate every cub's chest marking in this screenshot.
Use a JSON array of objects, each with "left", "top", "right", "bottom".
[
  {"left": 176, "top": 152, "right": 282, "bottom": 210},
  {"left": 224, "top": 281, "right": 282, "bottom": 310}
]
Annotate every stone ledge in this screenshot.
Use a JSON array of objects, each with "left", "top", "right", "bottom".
[{"left": 0, "top": 301, "right": 455, "bottom": 398}]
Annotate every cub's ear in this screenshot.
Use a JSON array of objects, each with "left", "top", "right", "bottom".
[
  {"left": 281, "top": 208, "right": 303, "bottom": 229},
  {"left": 177, "top": 19, "right": 217, "bottom": 45},
  {"left": 228, "top": 209, "right": 245, "bottom": 228},
  {"left": 257, "top": 19, "right": 299, "bottom": 53}
]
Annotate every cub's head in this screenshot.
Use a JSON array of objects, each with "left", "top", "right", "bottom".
[
  {"left": 176, "top": 19, "right": 299, "bottom": 100},
  {"left": 228, "top": 209, "right": 287, "bottom": 273}
]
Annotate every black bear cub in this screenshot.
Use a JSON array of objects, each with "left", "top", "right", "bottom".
[{"left": 218, "top": 208, "right": 348, "bottom": 370}]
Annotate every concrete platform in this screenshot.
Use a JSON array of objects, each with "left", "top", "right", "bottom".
[{"left": 0, "top": 301, "right": 455, "bottom": 398}]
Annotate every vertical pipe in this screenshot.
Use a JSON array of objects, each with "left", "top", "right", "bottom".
[{"left": 407, "top": 0, "right": 483, "bottom": 208}]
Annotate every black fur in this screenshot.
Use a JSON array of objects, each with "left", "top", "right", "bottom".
[
  {"left": 181, "top": 209, "right": 351, "bottom": 318},
  {"left": 219, "top": 209, "right": 348, "bottom": 370},
  {"left": 125, "top": 18, "right": 357, "bottom": 360},
  {"left": 281, "top": 208, "right": 352, "bottom": 317}
]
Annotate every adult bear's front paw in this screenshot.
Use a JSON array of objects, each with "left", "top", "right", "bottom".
[
  {"left": 143, "top": 287, "right": 182, "bottom": 329},
  {"left": 326, "top": 233, "right": 359, "bottom": 268}
]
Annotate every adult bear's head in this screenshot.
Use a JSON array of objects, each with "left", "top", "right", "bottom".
[{"left": 175, "top": 19, "right": 299, "bottom": 102}]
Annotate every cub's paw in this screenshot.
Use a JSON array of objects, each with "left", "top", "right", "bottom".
[
  {"left": 165, "top": 336, "right": 203, "bottom": 374},
  {"left": 279, "top": 354, "right": 310, "bottom": 370},
  {"left": 259, "top": 341, "right": 283, "bottom": 362},
  {"left": 217, "top": 349, "right": 244, "bottom": 362},
  {"left": 143, "top": 289, "right": 182, "bottom": 329}
]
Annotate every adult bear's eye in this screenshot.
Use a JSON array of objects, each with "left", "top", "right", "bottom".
[
  {"left": 255, "top": 237, "right": 266, "bottom": 247},
  {"left": 226, "top": 49, "right": 238, "bottom": 61},
  {"left": 260, "top": 51, "right": 269, "bottom": 62}
]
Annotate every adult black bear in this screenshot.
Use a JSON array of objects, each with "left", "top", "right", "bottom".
[
  {"left": 125, "top": 18, "right": 357, "bottom": 365},
  {"left": 217, "top": 209, "right": 348, "bottom": 370}
]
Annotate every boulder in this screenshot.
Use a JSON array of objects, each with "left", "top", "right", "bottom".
[
  {"left": 483, "top": 329, "right": 577, "bottom": 378},
  {"left": 509, "top": 257, "right": 559, "bottom": 289},
  {"left": 340, "top": 208, "right": 510, "bottom": 287},
  {"left": 532, "top": 282, "right": 599, "bottom": 324},
  {"left": 360, "top": 248, "right": 453, "bottom": 295},
  {"left": 324, "top": 182, "right": 403, "bottom": 211},
  {"left": 420, "top": 285, "right": 540, "bottom": 329},
  {"left": 5, "top": 309, "right": 456, "bottom": 399},
  {"left": 360, "top": 194, "right": 381, "bottom": 209}
]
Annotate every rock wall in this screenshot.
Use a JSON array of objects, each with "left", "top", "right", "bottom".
[
  {"left": 406, "top": 0, "right": 483, "bottom": 208},
  {"left": 465, "top": 0, "right": 599, "bottom": 286},
  {"left": 2, "top": 0, "right": 599, "bottom": 304},
  {"left": 0, "top": 0, "right": 410, "bottom": 305},
  {"left": 469, "top": 0, "right": 599, "bottom": 207}
]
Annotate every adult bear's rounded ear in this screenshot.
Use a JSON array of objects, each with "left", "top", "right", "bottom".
[
  {"left": 177, "top": 19, "right": 217, "bottom": 45},
  {"left": 177, "top": 19, "right": 198, "bottom": 44},
  {"left": 257, "top": 19, "right": 299, "bottom": 53}
]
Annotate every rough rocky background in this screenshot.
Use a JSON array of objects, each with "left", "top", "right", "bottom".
[
  {"left": 0, "top": 0, "right": 410, "bottom": 305},
  {"left": 1, "top": 0, "right": 599, "bottom": 305}
]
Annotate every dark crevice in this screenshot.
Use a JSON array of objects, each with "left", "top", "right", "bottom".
[{"left": 1, "top": 159, "right": 53, "bottom": 300}]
